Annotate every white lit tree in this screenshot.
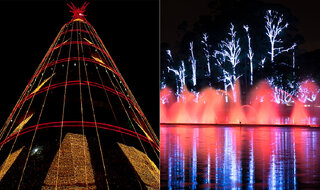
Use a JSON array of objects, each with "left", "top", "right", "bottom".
[
  {"left": 161, "top": 49, "right": 174, "bottom": 89},
  {"left": 167, "top": 61, "right": 186, "bottom": 101},
  {"left": 201, "top": 33, "right": 211, "bottom": 80},
  {"left": 297, "top": 80, "right": 320, "bottom": 103},
  {"left": 243, "top": 25, "right": 254, "bottom": 85},
  {"left": 265, "top": 10, "right": 296, "bottom": 63},
  {"left": 259, "top": 57, "right": 266, "bottom": 68},
  {"left": 267, "top": 76, "right": 297, "bottom": 104},
  {"left": 213, "top": 23, "right": 241, "bottom": 102},
  {"left": 189, "top": 42, "right": 197, "bottom": 88}
]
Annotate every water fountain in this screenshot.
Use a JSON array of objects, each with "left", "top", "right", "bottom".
[{"left": 160, "top": 80, "right": 320, "bottom": 126}]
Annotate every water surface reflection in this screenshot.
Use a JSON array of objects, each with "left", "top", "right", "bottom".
[{"left": 160, "top": 125, "right": 320, "bottom": 189}]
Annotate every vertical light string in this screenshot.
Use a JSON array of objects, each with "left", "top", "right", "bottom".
[
  {"left": 0, "top": 5, "right": 159, "bottom": 188},
  {"left": 55, "top": 20, "right": 75, "bottom": 189},
  {"left": 75, "top": 20, "right": 89, "bottom": 188},
  {"left": 1, "top": 23, "right": 66, "bottom": 184},
  {"left": 0, "top": 23, "right": 67, "bottom": 147},
  {"left": 17, "top": 21, "right": 72, "bottom": 189},
  {"left": 83, "top": 23, "right": 159, "bottom": 157},
  {"left": 86, "top": 23, "right": 159, "bottom": 149},
  {"left": 81, "top": 22, "right": 157, "bottom": 189},
  {"left": 78, "top": 21, "right": 109, "bottom": 189}
]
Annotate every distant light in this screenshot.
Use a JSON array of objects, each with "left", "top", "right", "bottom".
[{"left": 31, "top": 147, "right": 41, "bottom": 156}]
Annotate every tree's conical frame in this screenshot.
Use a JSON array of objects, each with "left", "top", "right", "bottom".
[{"left": 0, "top": 3, "right": 159, "bottom": 189}]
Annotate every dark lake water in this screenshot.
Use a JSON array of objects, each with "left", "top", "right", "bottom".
[{"left": 160, "top": 125, "right": 320, "bottom": 189}]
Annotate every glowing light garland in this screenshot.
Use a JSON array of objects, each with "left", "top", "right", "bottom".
[
  {"left": 0, "top": 121, "right": 159, "bottom": 150},
  {"left": 0, "top": 3, "right": 159, "bottom": 189},
  {"left": 10, "top": 80, "right": 145, "bottom": 121},
  {"left": 30, "top": 57, "right": 120, "bottom": 82}
]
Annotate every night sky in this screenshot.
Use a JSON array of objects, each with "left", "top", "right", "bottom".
[
  {"left": 162, "top": 0, "right": 320, "bottom": 53},
  {"left": 3, "top": 0, "right": 318, "bottom": 135},
  {"left": 0, "top": 0, "right": 159, "bottom": 132}
]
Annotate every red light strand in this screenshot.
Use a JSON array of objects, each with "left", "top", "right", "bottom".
[
  {"left": 10, "top": 81, "right": 145, "bottom": 121},
  {"left": 0, "top": 121, "right": 158, "bottom": 150}
]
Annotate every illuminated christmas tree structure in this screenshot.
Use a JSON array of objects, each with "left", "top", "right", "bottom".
[{"left": 0, "top": 3, "right": 159, "bottom": 189}]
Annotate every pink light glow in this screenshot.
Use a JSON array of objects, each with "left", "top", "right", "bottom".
[
  {"left": 291, "top": 101, "right": 309, "bottom": 124},
  {"left": 160, "top": 80, "right": 318, "bottom": 125}
]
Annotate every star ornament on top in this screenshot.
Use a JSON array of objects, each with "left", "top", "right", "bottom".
[{"left": 67, "top": 2, "right": 89, "bottom": 20}]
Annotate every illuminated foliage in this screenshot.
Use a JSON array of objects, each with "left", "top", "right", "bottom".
[
  {"left": 160, "top": 6, "right": 315, "bottom": 106},
  {"left": 243, "top": 25, "right": 254, "bottom": 86},
  {"left": 213, "top": 23, "right": 241, "bottom": 102},
  {"left": 264, "top": 10, "right": 296, "bottom": 63}
]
